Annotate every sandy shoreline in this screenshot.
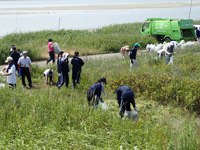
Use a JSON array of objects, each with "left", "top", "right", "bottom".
[{"left": 0, "top": 2, "right": 199, "bottom": 12}]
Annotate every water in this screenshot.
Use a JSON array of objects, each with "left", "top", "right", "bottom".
[
  {"left": 0, "top": 0, "right": 199, "bottom": 8},
  {"left": 0, "top": 0, "right": 199, "bottom": 37}
]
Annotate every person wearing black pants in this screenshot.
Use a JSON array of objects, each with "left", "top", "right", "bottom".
[
  {"left": 21, "top": 67, "right": 32, "bottom": 87},
  {"left": 17, "top": 51, "right": 33, "bottom": 88},
  {"left": 47, "top": 39, "right": 55, "bottom": 64},
  {"left": 71, "top": 51, "right": 84, "bottom": 88},
  {"left": 58, "top": 53, "right": 70, "bottom": 89},
  {"left": 116, "top": 85, "right": 138, "bottom": 118},
  {"left": 10, "top": 47, "right": 20, "bottom": 74}
]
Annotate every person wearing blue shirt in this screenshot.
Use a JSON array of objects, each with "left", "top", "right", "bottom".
[
  {"left": 116, "top": 85, "right": 138, "bottom": 118},
  {"left": 56, "top": 51, "right": 64, "bottom": 87},
  {"left": 87, "top": 78, "right": 107, "bottom": 106},
  {"left": 195, "top": 27, "right": 200, "bottom": 45},
  {"left": 71, "top": 51, "right": 84, "bottom": 88},
  {"left": 129, "top": 43, "right": 140, "bottom": 70},
  {"left": 58, "top": 53, "right": 70, "bottom": 89}
]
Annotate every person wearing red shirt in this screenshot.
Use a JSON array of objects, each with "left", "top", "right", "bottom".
[{"left": 47, "top": 39, "right": 55, "bottom": 64}]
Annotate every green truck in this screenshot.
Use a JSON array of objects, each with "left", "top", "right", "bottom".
[{"left": 141, "top": 18, "right": 196, "bottom": 43}]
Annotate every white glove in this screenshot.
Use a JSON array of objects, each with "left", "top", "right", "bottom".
[
  {"left": 134, "top": 107, "right": 138, "bottom": 112},
  {"left": 68, "top": 71, "right": 70, "bottom": 75},
  {"left": 58, "top": 73, "right": 61, "bottom": 76}
]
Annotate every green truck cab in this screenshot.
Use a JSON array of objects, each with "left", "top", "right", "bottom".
[{"left": 141, "top": 18, "right": 196, "bottom": 43}]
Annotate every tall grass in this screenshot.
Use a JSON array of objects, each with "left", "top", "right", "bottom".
[
  {"left": 0, "top": 22, "right": 157, "bottom": 64},
  {"left": 0, "top": 44, "right": 199, "bottom": 149}
]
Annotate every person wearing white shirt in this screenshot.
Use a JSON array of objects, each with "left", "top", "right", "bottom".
[
  {"left": 43, "top": 69, "right": 54, "bottom": 85},
  {"left": 0, "top": 56, "right": 16, "bottom": 88},
  {"left": 17, "top": 51, "right": 33, "bottom": 88}
]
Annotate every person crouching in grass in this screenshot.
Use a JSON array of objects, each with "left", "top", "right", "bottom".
[
  {"left": 0, "top": 57, "right": 16, "bottom": 88},
  {"left": 44, "top": 69, "right": 54, "bottom": 85},
  {"left": 87, "top": 78, "right": 107, "bottom": 106}
]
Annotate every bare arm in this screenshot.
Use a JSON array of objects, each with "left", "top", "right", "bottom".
[{"left": 3, "top": 72, "right": 12, "bottom": 76}]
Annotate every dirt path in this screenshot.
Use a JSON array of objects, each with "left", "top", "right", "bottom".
[{"left": 0, "top": 50, "right": 146, "bottom": 70}]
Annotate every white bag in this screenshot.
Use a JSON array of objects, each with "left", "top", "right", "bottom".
[
  {"left": 53, "top": 42, "right": 61, "bottom": 54},
  {"left": 0, "top": 83, "right": 5, "bottom": 88},
  {"left": 155, "top": 44, "right": 163, "bottom": 52},
  {"left": 124, "top": 110, "right": 139, "bottom": 121},
  {"left": 99, "top": 102, "right": 108, "bottom": 110}
]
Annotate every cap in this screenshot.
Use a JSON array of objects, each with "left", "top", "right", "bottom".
[
  {"left": 63, "top": 53, "right": 70, "bottom": 60},
  {"left": 100, "top": 77, "right": 107, "bottom": 84},
  {"left": 23, "top": 51, "right": 27, "bottom": 54},
  {"left": 195, "top": 26, "right": 197, "bottom": 29},
  {"left": 126, "top": 45, "right": 130, "bottom": 50},
  {"left": 134, "top": 43, "right": 140, "bottom": 47},
  {"left": 5, "top": 56, "right": 13, "bottom": 63}
]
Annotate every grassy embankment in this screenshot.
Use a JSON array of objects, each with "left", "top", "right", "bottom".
[
  {"left": 0, "top": 44, "right": 200, "bottom": 149},
  {"left": 0, "top": 22, "right": 157, "bottom": 64}
]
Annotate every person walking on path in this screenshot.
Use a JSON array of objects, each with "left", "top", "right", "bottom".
[
  {"left": 0, "top": 57, "right": 16, "bottom": 88},
  {"left": 71, "top": 51, "right": 84, "bottom": 88},
  {"left": 10, "top": 47, "right": 20, "bottom": 74},
  {"left": 57, "top": 53, "right": 70, "bottom": 89},
  {"left": 44, "top": 69, "right": 54, "bottom": 85},
  {"left": 116, "top": 85, "right": 138, "bottom": 118},
  {"left": 17, "top": 51, "right": 33, "bottom": 88},
  {"left": 195, "top": 27, "right": 200, "bottom": 45},
  {"left": 47, "top": 39, "right": 55, "bottom": 64},
  {"left": 87, "top": 77, "right": 107, "bottom": 106},
  {"left": 129, "top": 43, "right": 140, "bottom": 70},
  {"left": 56, "top": 51, "right": 64, "bottom": 87}
]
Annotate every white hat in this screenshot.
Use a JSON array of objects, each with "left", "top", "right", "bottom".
[
  {"left": 5, "top": 56, "right": 13, "bottom": 63},
  {"left": 23, "top": 51, "right": 27, "bottom": 54},
  {"left": 62, "top": 53, "right": 70, "bottom": 60}
]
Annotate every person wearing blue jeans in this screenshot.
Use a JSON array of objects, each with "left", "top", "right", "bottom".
[{"left": 116, "top": 85, "right": 138, "bottom": 118}]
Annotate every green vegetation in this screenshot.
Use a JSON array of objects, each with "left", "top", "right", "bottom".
[
  {"left": 0, "top": 22, "right": 157, "bottom": 64},
  {"left": 0, "top": 44, "right": 200, "bottom": 149}
]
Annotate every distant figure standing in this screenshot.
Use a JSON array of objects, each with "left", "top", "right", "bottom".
[
  {"left": 120, "top": 45, "right": 130, "bottom": 57},
  {"left": 71, "top": 51, "right": 84, "bottom": 88},
  {"left": 10, "top": 47, "right": 20, "bottom": 74},
  {"left": 0, "top": 57, "right": 16, "bottom": 88},
  {"left": 9, "top": 44, "right": 15, "bottom": 56},
  {"left": 17, "top": 49, "right": 23, "bottom": 57},
  {"left": 57, "top": 53, "right": 70, "bottom": 89},
  {"left": 17, "top": 51, "right": 33, "bottom": 88},
  {"left": 116, "top": 85, "right": 138, "bottom": 118},
  {"left": 17, "top": 49, "right": 23, "bottom": 76},
  {"left": 195, "top": 27, "right": 200, "bottom": 45},
  {"left": 56, "top": 51, "right": 64, "bottom": 87},
  {"left": 130, "top": 43, "right": 140, "bottom": 70},
  {"left": 47, "top": 39, "right": 55, "bottom": 64}
]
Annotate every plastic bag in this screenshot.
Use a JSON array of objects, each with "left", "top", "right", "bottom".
[
  {"left": 155, "top": 44, "right": 163, "bottom": 51},
  {"left": 0, "top": 83, "right": 5, "bottom": 88},
  {"left": 54, "top": 43, "right": 61, "bottom": 54},
  {"left": 123, "top": 110, "right": 139, "bottom": 121}
]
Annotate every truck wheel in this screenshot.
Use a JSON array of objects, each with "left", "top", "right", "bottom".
[{"left": 165, "top": 38, "right": 172, "bottom": 43}]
